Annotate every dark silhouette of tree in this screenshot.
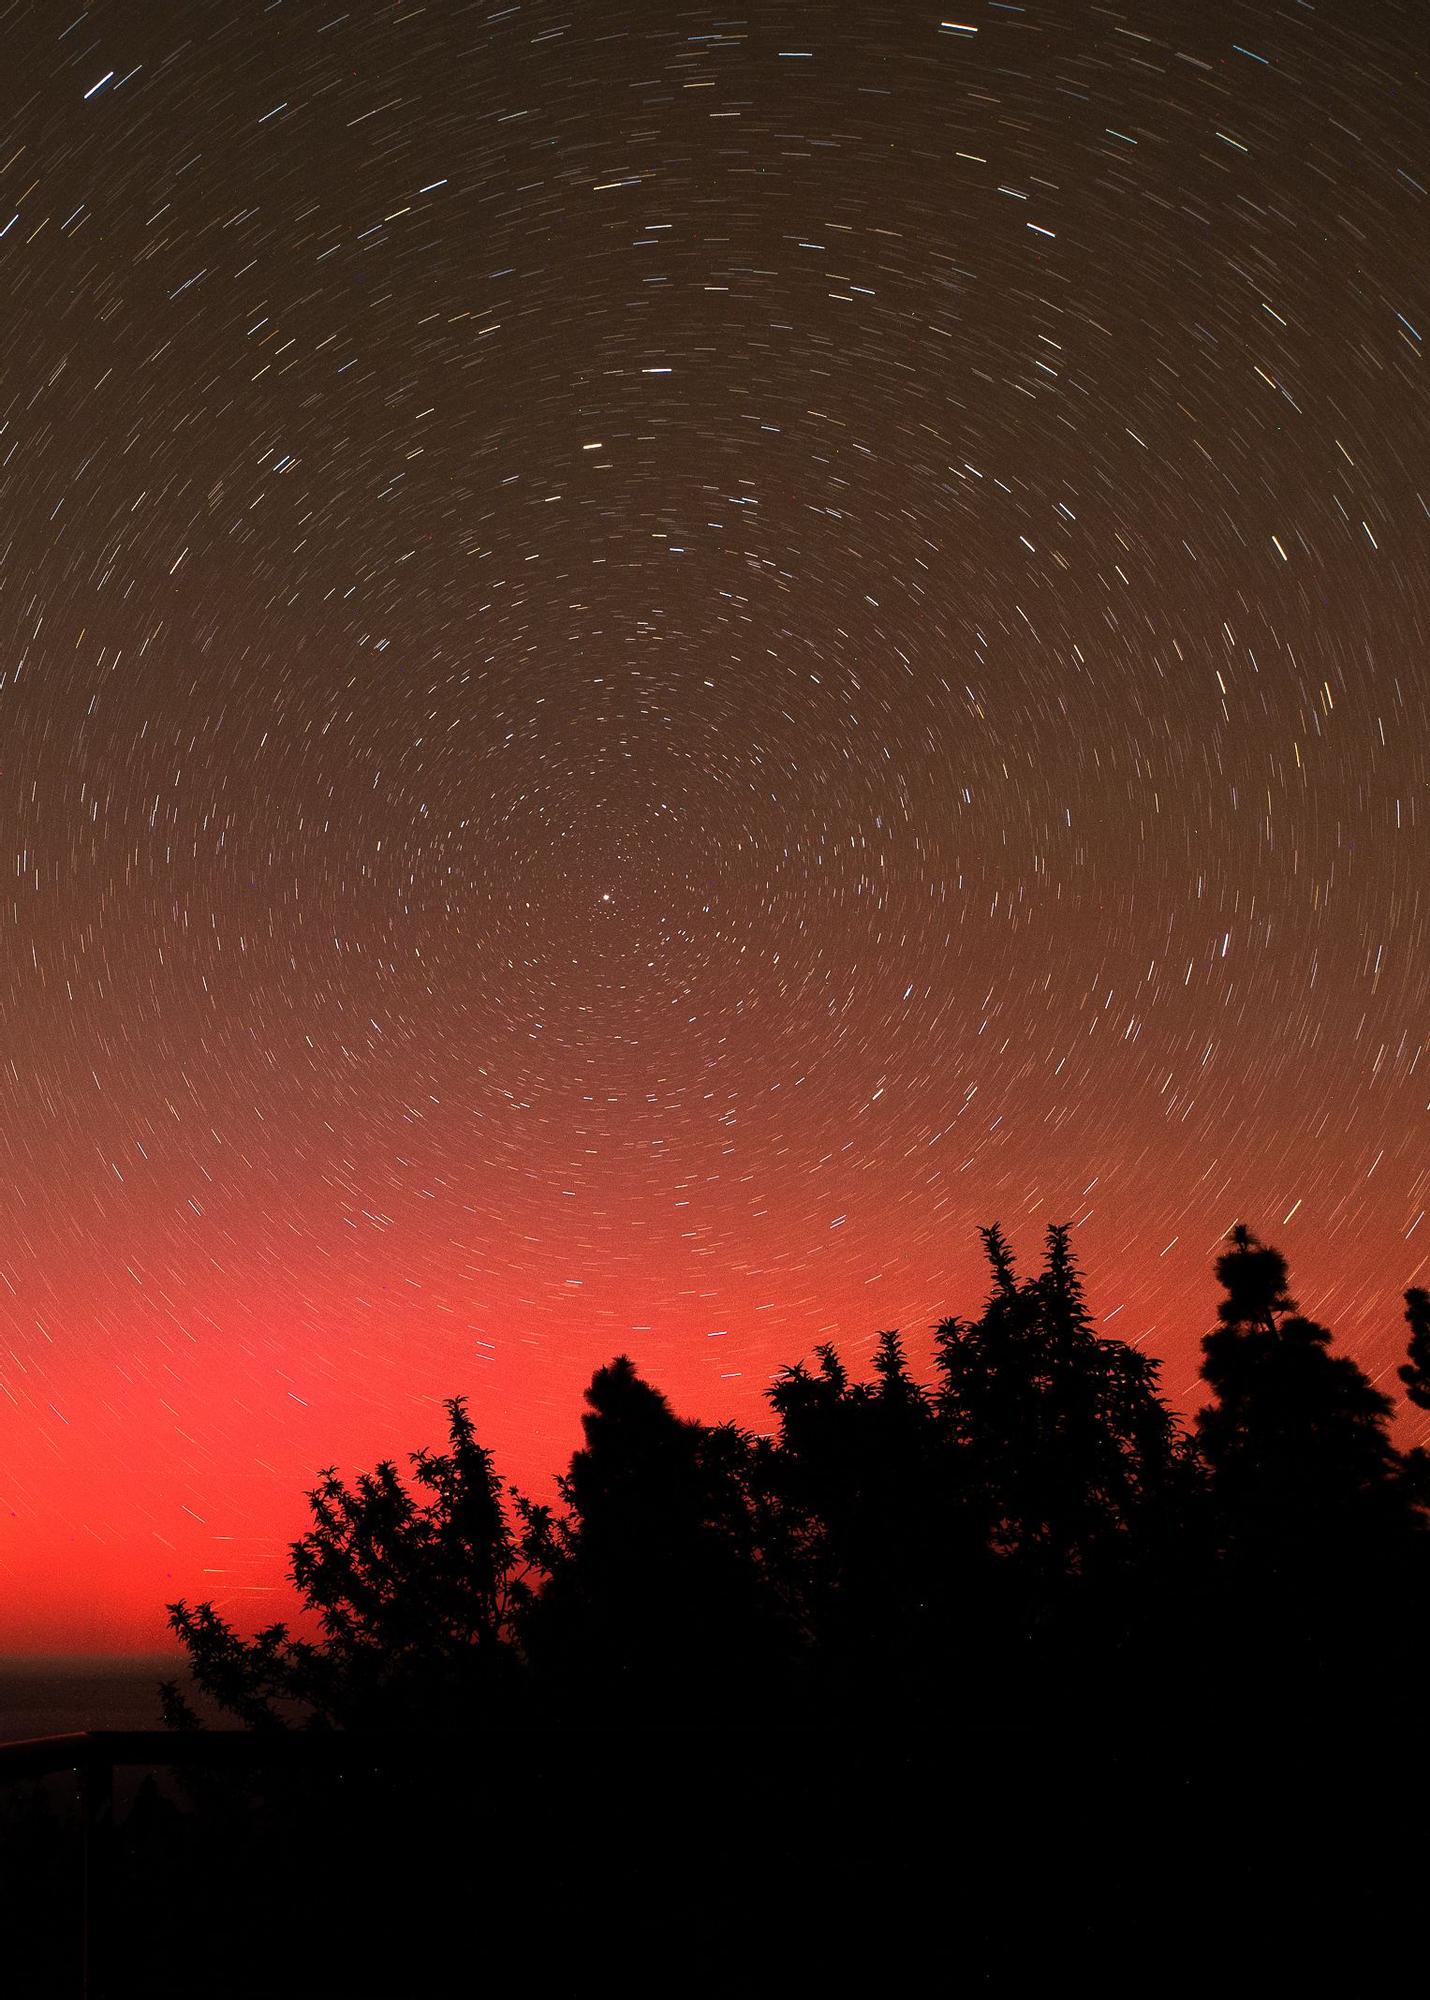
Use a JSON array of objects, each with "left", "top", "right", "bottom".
[
  {"left": 1198, "top": 1225, "right": 1403, "bottom": 1519},
  {"left": 164, "top": 1394, "right": 530, "bottom": 1731},
  {"left": 1399, "top": 1285, "right": 1430, "bottom": 1409},
  {"left": 934, "top": 1224, "right": 1189, "bottom": 1667},
  {"left": 518, "top": 1354, "right": 791, "bottom": 1718},
  {"left": 761, "top": 1328, "right": 954, "bottom": 1701},
  {"left": 756, "top": 1226, "right": 1192, "bottom": 1709},
  {"left": 1195, "top": 1223, "right": 1420, "bottom": 1679},
  {"left": 157, "top": 1218, "right": 1426, "bottom": 1745},
  {"left": 130, "top": 1217, "right": 1430, "bottom": 1996},
  {"left": 1396, "top": 1285, "right": 1430, "bottom": 1519}
]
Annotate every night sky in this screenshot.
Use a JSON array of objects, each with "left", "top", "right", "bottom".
[{"left": 1, "top": 0, "right": 1426, "bottom": 1649}]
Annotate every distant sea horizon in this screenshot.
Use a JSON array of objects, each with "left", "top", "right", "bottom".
[{"left": 0, "top": 1655, "right": 182, "bottom": 1741}]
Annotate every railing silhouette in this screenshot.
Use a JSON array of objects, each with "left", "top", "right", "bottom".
[
  {"left": 0, "top": 1720, "right": 824, "bottom": 1998},
  {"left": 0, "top": 1728, "right": 454, "bottom": 2000},
  {"left": 2, "top": 1709, "right": 1411, "bottom": 1999}
]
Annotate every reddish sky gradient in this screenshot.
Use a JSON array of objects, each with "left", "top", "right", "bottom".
[{"left": 1, "top": 0, "right": 1427, "bottom": 1651}]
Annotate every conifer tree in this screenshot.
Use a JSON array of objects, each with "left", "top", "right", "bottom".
[
  {"left": 520, "top": 1356, "right": 785, "bottom": 1717},
  {"left": 763, "top": 1331, "right": 948, "bottom": 1699},
  {"left": 1398, "top": 1286, "right": 1430, "bottom": 1410},
  {"left": 1197, "top": 1225, "right": 1402, "bottom": 1530},
  {"left": 935, "top": 1223, "right": 1182, "bottom": 1579},
  {"left": 1194, "top": 1224, "right": 1417, "bottom": 1680},
  {"left": 165, "top": 1395, "right": 529, "bottom": 1730}
]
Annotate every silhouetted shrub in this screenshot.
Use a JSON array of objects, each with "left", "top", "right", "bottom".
[{"left": 164, "top": 1220, "right": 1430, "bottom": 1734}]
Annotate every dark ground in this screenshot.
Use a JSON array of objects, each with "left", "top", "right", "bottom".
[{"left": 0, "top": 1707, "right": 1413, "bottom": 1998}]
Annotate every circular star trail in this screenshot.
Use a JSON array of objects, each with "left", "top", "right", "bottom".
[{"left": 0, "top": 0, "right": 1425, "bottom": 1646}]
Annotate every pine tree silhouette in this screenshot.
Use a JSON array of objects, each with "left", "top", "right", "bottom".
[
  {"left": 1195, "top": 1223, "right": 1418, "bottom": 1683},
  {"left": 1398, "top": 1286, "right": 1430, "bottom": 1409},
  {"left": 135, "top": 1218, "right": 1430, "bottom": 1996},
  {"left": 1395, "top": 1285, "right": 1430, "bottom": 1522},
  {"left": 1198, "top": 1225, "right": 1403, "bottom": 1527},
  {"left": 763, "top": 1329, "right": 952, "bottom": 1702},
  {"left": 759, "top": 1225, "right": 1189, "bottom": 1709},
  {"left": 519, "top": 1354, "right": 789, "bottom": 1718},
  {"left": 165, "top": 1394, "right": 529, "bottom": 1730},
  {"left": 935, "top": 1226, "right": 1185, "bottom": 1629}
]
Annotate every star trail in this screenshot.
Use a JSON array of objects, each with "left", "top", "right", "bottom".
[{"left": 0, "top": 0, "right": 1425, "bottom": 1647}]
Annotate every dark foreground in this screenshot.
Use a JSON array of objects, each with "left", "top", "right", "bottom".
[{"left": 0, "top": 1706, "right": 1413, "bottom": 1998}]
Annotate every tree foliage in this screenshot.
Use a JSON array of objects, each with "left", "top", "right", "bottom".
[
  {"left": 518, "top": 1354, "right": 793, "bottom": 1716},
  {"left": 165, "top": 1395, "right": 531, "bottom": 1730},
  {"left": 165, "top": 1222, "right": 1430, "bottom": 1734}
]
